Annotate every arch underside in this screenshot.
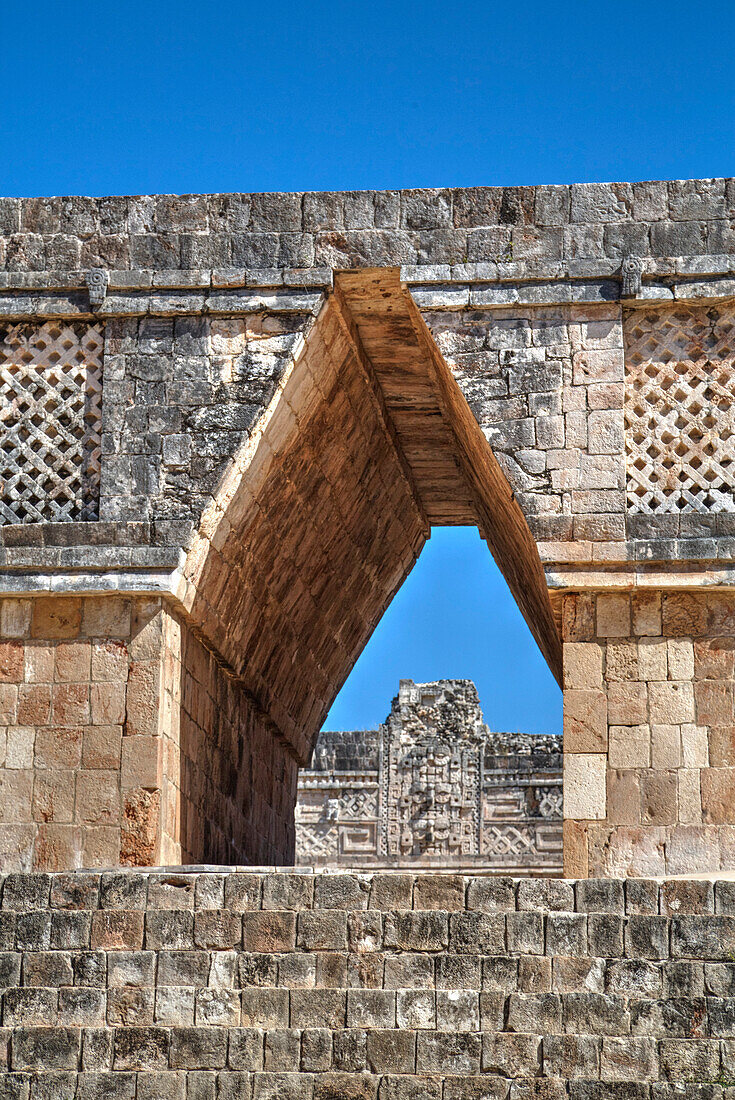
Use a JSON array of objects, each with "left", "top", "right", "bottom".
[{"left": 180, "top": 268, "right": 561, "bottom": 766}]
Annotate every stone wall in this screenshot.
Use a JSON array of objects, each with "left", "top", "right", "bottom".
[
  {"left": 0, "top": 868, "right": 734, "bottom": 1097},
  {"left": 0, "top": 595, "right": 297, "bottom": 872},
  {"left": 296, "top": 680, "right": 562, "bottom": 874},
  {"left": 563, "top": 591, "right": 735, "bottom": 877},
  {"left": 2, "top": 181, "right": 735, "bottom": 874}
]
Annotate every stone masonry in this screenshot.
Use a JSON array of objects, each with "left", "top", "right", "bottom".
[
  {"left": 0, "top": 868, "right": 733, "bottom": 1096},
  {"left": 2, "top": 180, "right": 735, "bottom": 874},
  {"left": 296, "top": 680, "right": 562, "bottom": 874}
]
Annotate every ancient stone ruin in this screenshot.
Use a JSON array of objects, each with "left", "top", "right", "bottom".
[
  {"left": 1, "top": 176, "right": 735, "bottom": 1095},
  {"left": 296, "top": 679, "right": 562, "bottom": 873}
]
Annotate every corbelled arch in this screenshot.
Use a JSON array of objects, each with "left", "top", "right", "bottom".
[{"left": 166, "top": 270, "right": 561, "bottom": 860}]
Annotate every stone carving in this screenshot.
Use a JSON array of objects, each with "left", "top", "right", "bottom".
[
  {"left": 0, "top": 322, "right": 103, "bottom": 522},
  {"left": 624, "top": 304, "right": 735, "bottom": 513},
  {"left": 296, "top": 679, "right": 562, "bottom": 873},
  {"left": 85, "top": 267, "right": 109, "bottom": 309},
  {"left": 621, "top": 254, "right": 644, "bottom": 298}
]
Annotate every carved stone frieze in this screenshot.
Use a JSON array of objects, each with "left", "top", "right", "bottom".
[{"left": 296, "top": 679, "right": 562, "bottom": 873}]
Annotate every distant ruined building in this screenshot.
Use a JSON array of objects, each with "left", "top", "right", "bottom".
[{"left": 296, "top": 679, "right": 562, "bottom": 873}]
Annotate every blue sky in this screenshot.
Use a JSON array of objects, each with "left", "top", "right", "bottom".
[{"left": 7, "top": 0, "right": 734, "bottom": 733}]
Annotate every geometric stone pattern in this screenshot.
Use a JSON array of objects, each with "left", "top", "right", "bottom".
[
  {"left": 297, "top": 680, "right": 563, "bottom": 874},
  {"left": 0, "top": 869, "right": 733, "bottom": 1095},
  {"left": 624, "top": 305, "right": 735, "bottom": 513},
  {"left": 0, "top": 322, "right": 103, "bottom": 522}
]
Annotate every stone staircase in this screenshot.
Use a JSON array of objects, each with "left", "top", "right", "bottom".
[{"left": 1, "top": 869, "right": 734, "bottom": 1098}]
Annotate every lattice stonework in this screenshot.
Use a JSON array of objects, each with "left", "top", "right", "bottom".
[
  {"left": 0, "top": 322, "right": 103, "bottom": 522},
  {"left": 624, "top": 305, "right": 735, "bottom": 513}
]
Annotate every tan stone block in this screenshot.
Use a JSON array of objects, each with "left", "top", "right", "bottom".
[
  {"left": 33, "top": 770, "right": 75, "bottom": 824},
  {"left": 0, "top": 824, "right": 34, "bottom": 872},
  {"left": 90, "top": 682, "right": 126, "bottom": 725},
  {"left": 82, "top": 725, "right": 123, "bottom": 769},
  {"left": 0, "top": 641, "right": 23, "bottom": 682},
  {"left": 54, "top": 642, "right": 91, "bottom": 683},
  {"left": 588, "top": 824, "right": 667, "bottom": 877},
  {"left": 709, "top": 727, "right": 735, "bottom": 767},
  {"left": 563, "top": 753, "right": 607, "bottom": 820},
  {"left": 682, "top": 724, "right": 709, "bottom": 768},
  {"left": 701, "top": 769, "right": 735, "bottom": 825},
  {"left": 608, "top": 682, "right": 648, "bottom": 725},
  {"left": 121, "top": 735, "right": 160, "bottom": 789},
  {"left": 75, "top": 771, "right": 121, "bottom": 826},
  {"left": 607, "top": 769, "right": 641, "bottom": 825},
  {"left": 637, "top": 638, "right": 668, "bottom": 682},
  {"left": 0, "top": 769, "right": 32, "bottom": 821},
  {"left": 17, "top": 683, "right": 50, "bottom": 725},
  {"left": 641, "top": 770, "right": 677, "bottom": 826},
  {"left": 91, "top": 909, "right": 145, "bottom": 949},
  {"left": 562, "top": 819, "right": 588, "bottom": 878},
  {"left": 24, "top": 643, "right": 54, "bottom": 683},
  {"left": 694, "top": 639, "right": 735, "bottom": 681},
  {"left": 563, "top": 642, "right": 603, "bottom": 689},
  {"left": 51, "top": 683, "right": 90, "bottom": 726},
  {"left": 34, "top": 726, "right": 83, "bottom": 769},
  {"left": 82, "top": 597, "right": 132, "bottom": 639},
  {"left": 33, "top": 825, "right": 83, "bottom": 872},
  {"left": 83, "top": 826, "right": 121, "bottom": 869},
  {"left": 31, "top": 598, "right": 82, "bottom": 640},
  {"left": 605, "top": 641, "right": 639, "bottom": 682},
  {"left": 563, "top": 689, "right": 608, "bottom": 751},
  {"left": 678, "top": 769, "right": 702, "bottom": 825},
  {"left": 91, "top": 641, "right": 129, "bottom": 682},
  {"left": 129, "top": 601, "right": 164, "bottom": 660},
  {"left": 562, "top": 594, "right": 595, "bottom": 642},
  {"left": 0, "top": 599, "right": 31, "bottom": 639},
  {"left": 648, "top": 681, "right": 695, "bottom": 724},
  {"left": 0, "top": 729, "right": 6, "bottom": 767},
  {"left": 667, "top": 639, "right": 694, "bottom": 681},
  {"left": 5, "top": 726, "right": 34, "bottom": 769},
  {"left": 666, "top": 825, "right": 720, "bottom": 876},
  {"left": 651, "top": 724, "right": 682, "bottom": 769},
  {"left": 608, "top": 725, "right": 650, "bottom": 768},
  {"left": 596, "top": 594, "right": 631, "bottom": 638},
  {"left": 125, "top": 661, "right": 161, "bottom": 736},
  {"left": 695, "top": 681, "right": 734, "bottom": 726},
  {"left": 120, "top": 788, "right": 160, "bottom": 866},
  {"left": 0, "top": 684, "right": 18, "bottom": 724},
  {"left": 632, "top": 593, "right": 661, "bottom": 638},
  {"left": 662, "top": 594, "right": 708, "bottom": 638},
  {"left": 719, "top": 826, "right": 735, "bottom": 870}
]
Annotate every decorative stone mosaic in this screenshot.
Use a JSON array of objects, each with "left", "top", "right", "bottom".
[
  {"left": 624, "top": 304, "right": 735, "bottom": 513},
  {"left": 296, "top": 679, "right": 562, "bottom": 873},
  {"left": 0, "top": 321, "right": 103, "bottom": 522}
]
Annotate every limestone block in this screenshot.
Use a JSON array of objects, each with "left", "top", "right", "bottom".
[
  {"left": 637, "top": 639, "right": 668, "bottom": 682},
  {"left": 605, "top": 641, "right": 639, "bottom": 682},
  {"left": 681, "top": 724, "right": 709, "bottom": 768},
  {"left": 701, "top": 768, "right": 735, "bottom": 824},
  {"left": 563, "top": 689, "right": 608, "bottom": 752},
  {"left": 667, "top": 639, "right": 694, "bottom": 681},
  {"left": 608, "top": 725, "right": 650, "bottom": 769},
  {"left": 563, "top": 642, "right": 603, "bottom": 689},
  {"left": 607, "top": 682, "right": 648, "bottom": 726},
  {"left": 596, "top": 595, "right": 631, "bottom": 638},
  {"left": 640, "top": 770, "right": 677, "bottom": 826},
  {"left": 563, "top": 753, "right": 606, "bottom": 820},
  {"left": 651, "top": 724, "right": 682, "bottom": 769},
  {"left": 648, "top": 681, "right": 695, "bottom": 725},
  {"left": 678, "top": 769, "right": 702, "bottom": 824},
  {"left": 632, "top": 594, "right": 662, "bottom": 638}
]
